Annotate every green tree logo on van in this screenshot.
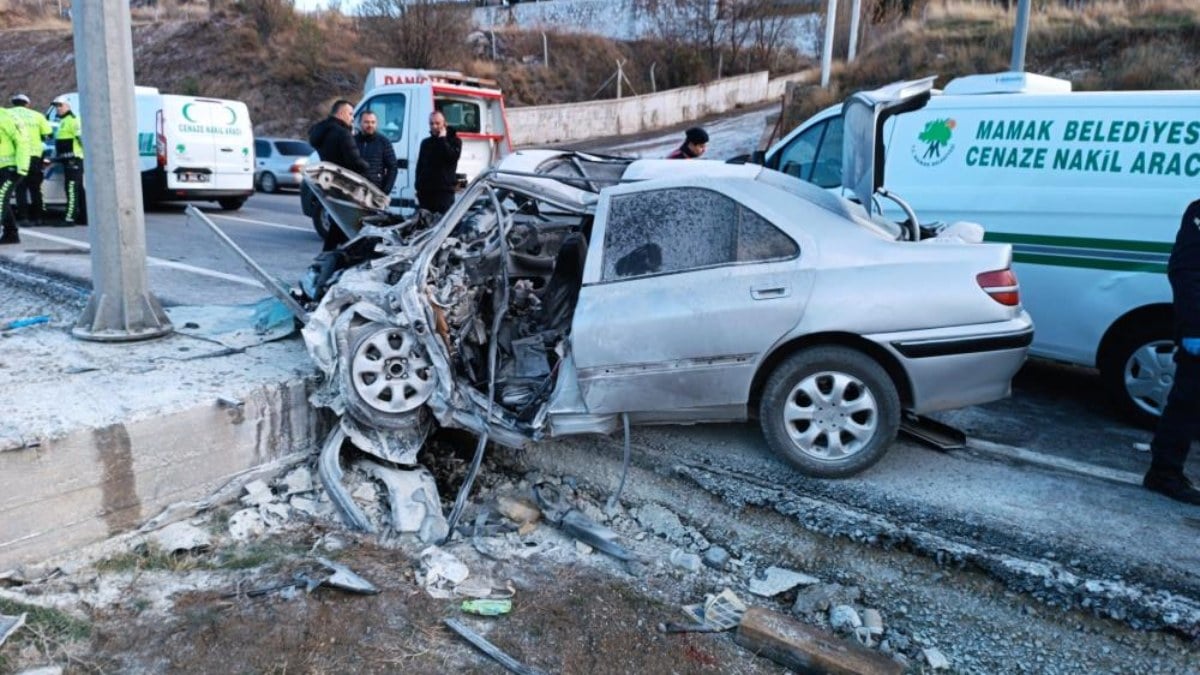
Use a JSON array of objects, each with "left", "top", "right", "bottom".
[{"left": 912, "top": 118, "right": 957, "bottom": 166}]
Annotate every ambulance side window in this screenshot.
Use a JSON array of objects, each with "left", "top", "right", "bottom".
[
  {"left": 773, "top": 121, "right": 826, "bottom": 183},
  {"left": 360, "top": 94, "right": 406, "bottom": 144}
]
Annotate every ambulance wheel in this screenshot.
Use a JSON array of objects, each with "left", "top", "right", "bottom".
[
  {"left": 1100, "top": 318, "right": 1174, "bottom": 429},
  {"left": 218, "top": 197, "right": 246, "bottom": 211}
]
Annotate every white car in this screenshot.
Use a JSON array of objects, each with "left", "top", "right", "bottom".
[{"left": 297, "top": 78, "right": 1033, "bottom": 489}]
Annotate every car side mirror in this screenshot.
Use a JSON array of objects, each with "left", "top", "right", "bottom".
[{"left": 751, "top": 150, "right": 766, "bottom": 165}]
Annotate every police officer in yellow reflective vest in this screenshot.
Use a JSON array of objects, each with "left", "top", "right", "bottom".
[
  {"left": 10, "top": 94, "right": 51, "bottom": 226},
  {"left": 0, "top": 105, "right": 30, "bottom": 245},
  {"left": 52, "top": 95, "right": 86, "bottom": 225}
]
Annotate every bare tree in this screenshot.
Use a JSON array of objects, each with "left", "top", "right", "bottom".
[{"left": 357, "top": 0, "right": 470, "bottom": 69}]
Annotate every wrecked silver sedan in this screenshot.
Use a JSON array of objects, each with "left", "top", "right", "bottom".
[{"left": 299, "top": 78, "right": 1032, "bottom": 488}]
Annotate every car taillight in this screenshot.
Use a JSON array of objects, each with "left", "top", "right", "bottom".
[
  {"left": 976, "top": 268, "right": 1020, "bottom": 306},
  {"left": 290, "top": 161, "right": 304, "bottom": 174}
]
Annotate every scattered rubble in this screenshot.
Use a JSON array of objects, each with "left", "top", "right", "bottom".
[
  {"left": 923, "top": 646, "right": 951, "bottom": 670},
  {"left": 147, "top": 522, "right": 211, "bottom": 555},
  {"left": 0, "top": 613, "right": 25, "bottom": 648},
  {"left": 748, "top": 566, "right": 820, "bottom": 597}
]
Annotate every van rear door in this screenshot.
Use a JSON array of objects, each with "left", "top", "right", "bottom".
[
  {"left": 434, "top": 85, "right": 510, "bottom": 187},
  {"left": 160, "top": 95, "right": 253, "bottom": 193}
]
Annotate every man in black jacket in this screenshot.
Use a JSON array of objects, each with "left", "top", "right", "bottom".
[
  {"left": 309, "top": 99, "right": 369, "bottom": 250},
  {"left": 354, "top": 110, "right": 397, "bottom": 195},
  {"left": 415, "top": 111, "right": 461, "bottom": 214},
  {"left": 1145, "top": 199, "right": 1200, "bottom": 505}
]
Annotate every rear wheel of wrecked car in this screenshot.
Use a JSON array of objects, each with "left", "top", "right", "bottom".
[
  {"left": 759, "top": 346, "right": 900, "bottom": 478},
  {"left": 342, "top": 323, "right": 436, "bottom": 430}
]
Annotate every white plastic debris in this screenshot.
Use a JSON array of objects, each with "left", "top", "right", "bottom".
[
  {"left": 317, "top": 557, "right": 378, "bottom": 595},
  {"left": 259, "top": 502, "right": 293, "bottom": 527},
  {"left": 149, "top": 521, "right": 212, "bottom": 554},
  {"left": 681, "top": 588, "right": 747, "bottom": 631},
  {"left": 923, "top": 647, "right": 951, "bottom": 670},
  {"left": 278, "top": 466, "right": 314, "bottom": 496},
  {"left": 1132, "top": 442, "right": 1151, "bottom": 453},
  {"left": 668, "top": 549, "right": 702, "bottom": 573},
  {"left": 240, "top": 479, "right": 275, "bottom": 507},
  {"left": 748, "top": 566, "right": 820, "bottom": 597},
  {"left": 862, "top": 608, "right": 884, "bottom": 635},
  {"left": 14, "top": 666, "right": 62, "bottom": 675},
  {"left": 829, "top": 605, "right": 863, "bottom": 632},
  {"left": 0, "top": 612, "right": 26, "bottom": 648},
  {"left": 228, "top": 508, "right": 268, "bottom": 541},
  {"left": 420, "top": 547, "right": 471, "bottom": 599},
  {"left": 359, "top": 461, "right": 447, "bottom": 543}
]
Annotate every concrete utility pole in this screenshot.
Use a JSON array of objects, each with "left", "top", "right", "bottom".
[
  {"left": 848, "top": 0, "right": 862, "bottom": 62},
  {"left": 1011, "top": 0, "right": 1032, "bottom": 72},
  {"left": 820, "top": 0, "right": 838, "bottom": 88},
  {"left": 71, "top": 0, "right": 172, "bottom": 342}
]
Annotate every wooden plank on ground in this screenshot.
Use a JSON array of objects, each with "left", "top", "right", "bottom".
[{"left": 734, "top": 607, "right": 903, "bottom": 675}]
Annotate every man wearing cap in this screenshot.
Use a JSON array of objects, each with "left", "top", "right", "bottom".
[
  {"left": 10, "top": 94, "right": 51, "bottom": 226},
  {"left": 0, "top": 104, "right": 31, "bottom": 244},
  {"left": 53, "top": 96, "right": 86, "bottom": 225},
  {"left": 667, "top": 126, "right": 709, "bottom": 160}
]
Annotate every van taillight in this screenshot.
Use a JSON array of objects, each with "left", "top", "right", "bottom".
[
  {"left": 155, "top": 109, "right": 166, "bottom": 168},
  {"left": 976, "top": 269, "right": 1020, "bottom": 306}
]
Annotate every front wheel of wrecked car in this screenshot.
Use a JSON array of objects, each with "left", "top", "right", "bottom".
[
  {"left": 759, "top": 346, "right": 900, "bottom": 478},
  {"left": 342, "top": 323, "right": 436, "bottom": 430}
]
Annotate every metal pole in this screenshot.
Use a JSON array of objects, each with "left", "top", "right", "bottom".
[
  {"left": 1011, "top": 0, "right": 1031, "bottom": 72},
  {"left": 71, "top": 0, "right": 171, "bottom": 342},
  {"left": 820, "top": 0, "right": 838, "bottom": 88},
  {"left": 650, "top": 62, "right": 657, "bottom": 93},
  {"left": 616, "top": 60, "right": 623, "bottom": 99},
  {"left": 542, "top": 31, "right": 548, "bottom": 67},
  {"left": 848, "top": 0, "right": 862, "bottom": 62}
]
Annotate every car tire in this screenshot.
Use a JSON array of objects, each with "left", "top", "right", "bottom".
[
  {"left": 1099, "top": 318, "right": 1175, "bottom": 429},
  {"left": 218, "top": 197, "right": 247, "bottom": 211},
  {"left": 341, "top": 321, "right": 436, "bottom": 431},
  {"left": 758, "top": 346, "right": 900, "bottom": 478},
  {"left": 259, "top": 172, "right": 278, "bottom": 194}
]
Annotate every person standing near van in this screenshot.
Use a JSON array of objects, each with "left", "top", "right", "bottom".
[
  {"left": 667, "top": 126, "right": 709, "bottom": 159},
  {"left": 1144, "top": 199, "right": 1200, "bottom": 505},
  {"left": 10, "top": 94, "right": 50, "bottom": 226},
  {"left": 309, "top": 99, "right": 369, "bottom": 251},
  {"left": 354, "top": 110, "right": 397, "bottom": 195},
  {"left": 415, "top": 111, "right": 461, "bottom": 214},
  {"left": 53, "top": 96, "right": 86, "bottom": 226},
  {"left": 0, "top": 106, "right": 30, "bottom": 244}
]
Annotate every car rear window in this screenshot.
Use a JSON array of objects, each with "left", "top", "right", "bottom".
[{"left": 275, "top": 141, "right": 313, "bottom": 156}]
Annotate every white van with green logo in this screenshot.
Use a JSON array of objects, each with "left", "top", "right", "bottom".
[
  {"left": 44, "top": 88, "right": 254, "bottom": 211},
  {"left": 761, "top": 72, "right": 1200, "bottom": 425}
]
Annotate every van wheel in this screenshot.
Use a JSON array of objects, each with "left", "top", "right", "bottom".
[
  {"left": 259, "top": 172, "right": 278, "bottom": 194},
  {"left": 1100, "top": 319, "right": 1175, "bottom": 428},
  {"left": 758, "top": 346, "right": 900, "bottom": 478},
  {"left": 218, "top": 197, "right": 246, "bottom": 211}
]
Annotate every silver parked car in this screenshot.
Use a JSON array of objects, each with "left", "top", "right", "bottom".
[
  {"left": 293, "top": 77, "right": 1033, "bottom": 483},
  {"left": 254, "top": 137, "right": 313, "bottom": 193}
]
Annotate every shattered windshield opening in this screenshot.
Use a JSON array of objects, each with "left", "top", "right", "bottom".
[{"left": 425, "top": 187, "right": 589, "bottom": 422}]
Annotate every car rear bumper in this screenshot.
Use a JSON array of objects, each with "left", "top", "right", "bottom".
[{"left": 873, "top": 314, "right": 1034, "bottom": 414}]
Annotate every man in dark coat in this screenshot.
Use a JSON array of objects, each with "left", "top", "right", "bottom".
[
  {"left": 354, "top": 110, "right": 397, "bottom": 195},
  {"left": 414, "top": 111, "right": 461, "bottom": 214},
  {"left": 1145, "top": 198, "right": 1200, "bottom": 505},
  {"left": 667, "top": 126, "right": 708, "bottom": 159},
  {"left": 308, "top": 99, "right": 369, "bottom": 250}
]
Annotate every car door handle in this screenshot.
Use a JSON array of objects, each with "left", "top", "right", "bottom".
[{"left": 751, "top": 286, "right": 790, "bottom": 300}]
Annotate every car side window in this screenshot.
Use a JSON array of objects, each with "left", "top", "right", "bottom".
[
  {"left": 360, "top": 93, "right": 406, "bottom": 143},
  {"left": 809, "top": 115, "right": 844, "bottom": 188},
  {"left": 737, "top": 205, "right": 798, "bottom": 262},
  {"left": 603, "top": 188, "right": 738, "bottom": 281},
  {"left": 254, "top": 140, "right": 271, "bottom": 158},
  {"left": 774, "top": 121, "right": 826, "bottom": 182}
]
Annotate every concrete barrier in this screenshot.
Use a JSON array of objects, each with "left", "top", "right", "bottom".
[
  {"left": 507, "top": 69, "right": 816, "bottom": 147},
  {"left": 0, "top": 373, "right": 327, "bottom": 570},
  {"left": 508, "top": 71, "right": 770, "bottom": 146}
]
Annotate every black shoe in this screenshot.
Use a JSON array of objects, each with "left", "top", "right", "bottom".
[{"left": 1143, "top": 470, "right": 1200, "bottom": 505}]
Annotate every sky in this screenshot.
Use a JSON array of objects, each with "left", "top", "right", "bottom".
[{"left": 293, "top": 0, "right": 363, "bottom": 12}]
